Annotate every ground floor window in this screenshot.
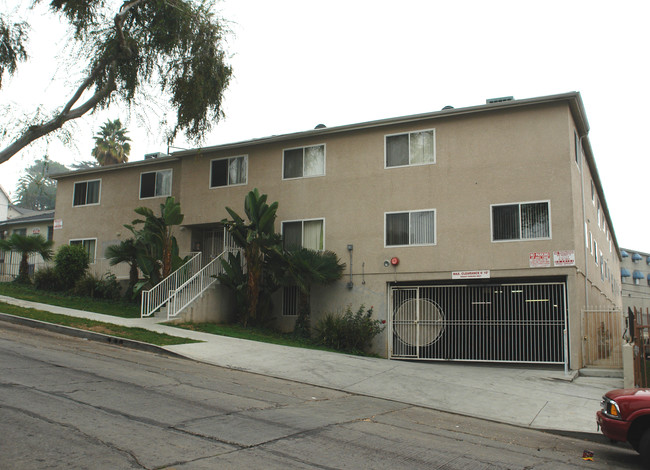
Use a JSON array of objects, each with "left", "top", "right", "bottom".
[
  {"left": 70, "top": 239, "right": 96, "bottom": 264},
  {"left": 282, "top": 285, "right": 299, "bottom": 316},
  {"left": 282, "top": 219, "right": 324, "bottom": 251}
]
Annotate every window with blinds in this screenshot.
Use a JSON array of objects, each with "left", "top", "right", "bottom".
[
  {"left": 385, "top": 209, "right": 436, "bottom": 247},
  {"left": 385, "top": 129, "right": 435, "bottom": 168},
  {"left": 491, "top": 201, "right": 550, "bottom": 242},
  {"left": 210, "top": 156, "right": 247, "bottom": 187},
  {"left": 73, "top": 180, "right": 101, "bottom": 206}
]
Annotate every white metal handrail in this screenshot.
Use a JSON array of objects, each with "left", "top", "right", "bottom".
[
  {"left": 167, "top": 251, "right": 227, "bottom": 319},
  {"left": 140, "top": 252, "right": 202, "bottom": 318}
]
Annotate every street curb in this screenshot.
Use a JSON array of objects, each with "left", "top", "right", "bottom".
[{"left": 0, "top": 312, "right": 190, "bottom": 360}]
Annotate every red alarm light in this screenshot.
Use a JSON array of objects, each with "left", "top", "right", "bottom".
[{"left": 390, "top": 257, "right": 399, "bottom": 266}]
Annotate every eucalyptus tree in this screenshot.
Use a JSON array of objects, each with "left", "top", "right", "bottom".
[
  {"left": 13, "top": 156, "right": 67, "bottom": 210},
  {"left": 0, "top": 0, "right": 232, "bottom": 165}
]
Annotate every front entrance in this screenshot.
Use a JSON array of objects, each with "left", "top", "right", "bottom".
[
  {"left": 389, "top": 281, "right": 568, "bottom": 364},
  {"left": 192, "top": 226, "right": 237, "bottom": 264}
]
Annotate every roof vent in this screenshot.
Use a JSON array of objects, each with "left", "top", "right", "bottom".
[
  {"left": 314, "top": 123, "right": 327, "bottom": 129},
  {"left": 144, "top": 152, "right": 167, "bottom": 160},
  {"left": 442, "top": 105, "right": 454, "bottom": 110},
  {"left": 486, "top": 96, "right": 514, "bottom": 104}
]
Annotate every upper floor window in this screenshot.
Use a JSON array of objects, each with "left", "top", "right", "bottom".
[
  {"left": 283, "top": 145, "right": 325, "bottom": 179},
  {"left": 282, "top": 219, "right": 324, "bottom": 250},
  {"left": 140, "top": 169, "right": 172, "bottom": 199},
  {"left": 385, "top": 129, "right": 435, "bottom": 168},
  {"left": 73, "top": 179, "right": 100, "bottom": 206},
  {"left": 385, "top": 209, "right": 436, "bottom": 247},
  {"left": 210, "top": 156, "right": 247, "bottom": 188},
  {"left": 491, "top": 201, "right": 550, "bottom": 242},
  {"left": 70, "top": 238, "right": 96, "bottom": 264}
]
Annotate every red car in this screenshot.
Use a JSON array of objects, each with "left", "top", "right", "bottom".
[{"left": 597, "top": 388, "right": 650, "bottom": 465}]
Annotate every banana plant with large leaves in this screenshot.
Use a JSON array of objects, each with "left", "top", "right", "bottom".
[
  {"left": 222, "top": 188, "right": 282, "bottom": 326},
  {"left": 125, "top": 196, "right": 186, "bottom": 295}
]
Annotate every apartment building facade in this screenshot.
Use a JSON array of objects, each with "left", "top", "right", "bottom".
[
  {"left": 52, "top": 92, "right": 621, "bottom": 368},
  {"left": 620, "top": 248, "right": 650, "bottom": 312}
]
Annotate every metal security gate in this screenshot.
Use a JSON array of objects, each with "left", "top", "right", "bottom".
[
  {"left": 582, "top": 307, "right": 623, "bottom": 369},
  {"left": 389, "top": 282, "right": 567, "bottom": 364}
]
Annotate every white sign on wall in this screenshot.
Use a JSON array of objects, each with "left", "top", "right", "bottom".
[
  {"left": 452, "top": 270, "right": 490, "bottom": 279},
  {"left": 529, "top": 252, "right": 551, "bottom": 268},
  {"left": 32, "top": 228, "right": 40, "bottom": 234},
  {"left": 553, "top": 250, "right": 576, "bottom": 266},
  {"left": 54, "top": 219, "right": 63, "bottom": 230}
]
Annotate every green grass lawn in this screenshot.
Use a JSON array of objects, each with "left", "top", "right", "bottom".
[
  {"left": 0, "top": 282, "right": 378, "bottom": 356},
  {"left": 0, "top": 301, "right": 199, "bottom": 346},
  {"left": 168, "top": 322, "right": 342, "bottom": 352},
  {"left": 0, "top": 282, "right": 140, "bottom": 318}
]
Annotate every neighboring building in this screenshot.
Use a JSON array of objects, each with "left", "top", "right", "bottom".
[
  {"left": 620, "top": 248, "right": 650, "bottom": 312},
  {"left": 51, "top": 92, "right": 621, "bottom": 369},
  {"left": 0, "top": 210, "right": 55, "bottom": 279},
  {"left": 0, "top": 185, "right": 10, "bottom": 221}
]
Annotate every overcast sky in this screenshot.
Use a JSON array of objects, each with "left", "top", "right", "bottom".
[{"left": 1, "top": 0, "right": 649, "bottom": 252}]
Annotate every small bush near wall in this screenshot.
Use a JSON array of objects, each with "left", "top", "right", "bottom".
[
  {"left": 73, "top": 273, "right": 122, "bottom": 300},
  {"left": 314, "top": 305, "right": 385, "bottom": 354},
  {"left": 34, "top": 267, "right": 62, "bottom": 291},
  {"left": 55, "top": 245, "right": 89, "bottom": 290}
]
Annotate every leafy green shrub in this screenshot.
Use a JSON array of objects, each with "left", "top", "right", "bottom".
[
  {"left": 74, "top": 272, "right": 122, "bottom": 300},
  {"left": 55, "top": 244, "right": 89, "bottom": 290},
  {"left": 314, "top": 305, "right": 385, "bottom": 353},
  {"left": 33, "top": 266, "right": 61, "bottom": 291}
]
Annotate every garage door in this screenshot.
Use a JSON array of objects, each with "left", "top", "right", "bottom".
[{"left": 389, "top": 282, "right": 567, "bottom": 364}]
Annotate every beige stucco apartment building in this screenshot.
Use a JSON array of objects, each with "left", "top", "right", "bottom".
[{"left": 52, "top": 92, "right": 621, "bottom": 369}]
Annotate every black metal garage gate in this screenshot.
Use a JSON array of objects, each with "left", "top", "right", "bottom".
[{"left": 389, "top": 282, "right": 567, "bottom": 364}]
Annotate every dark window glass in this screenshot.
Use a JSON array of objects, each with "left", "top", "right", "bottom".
[
  {"left": 386, "top": 212, "right": 409, "bottom": 246},
  {"left": 492, "top": 205, "right": 520, "bottom": 241},
  {"left": 73, "top": 182, "right": 88, "bottom": 206},
  {"left": 211, "top": 159, "right": 228, "bottom": 187},
  {"left": 283, "top": 222, "right": 302, "bottom": 250},
  {"left": 140, "top": 172, "right": 156, "bottom": 198},
  {"left": 386, "top": 134, "right": 409, "bottom": 167},
  {"left": 283, "top": 148, "right": 303, "bottom": 178}
]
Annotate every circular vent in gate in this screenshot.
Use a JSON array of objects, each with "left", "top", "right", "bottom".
[{"left": 394, "top": 298, "right": 445, "bottom": 347}]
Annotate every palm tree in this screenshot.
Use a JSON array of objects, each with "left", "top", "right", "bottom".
[
  {"left": 0, "top": 234, "right": 54, "bottom": 284},
  {"left": 282, "top": 248, "right": 345, "bottom": 337},
  {"left": 221, "top": 188, "right": 282, "bottom": 326},
  {"left": 91, "top": 119, "right": 131, "bottom": 166},
  {"left": 105, "top": 238, "right": 140, "bottom": 295}
]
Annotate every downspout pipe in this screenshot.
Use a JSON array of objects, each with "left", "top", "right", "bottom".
[{"left": 578, "top": 132, "right": 589, "bottom": 371}]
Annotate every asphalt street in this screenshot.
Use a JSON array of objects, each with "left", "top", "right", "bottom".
[{"left": 0, "top": 322, "right": 642, "bottom": 469}]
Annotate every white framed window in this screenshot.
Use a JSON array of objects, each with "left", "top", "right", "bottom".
[
  {"left": 385, "top": 209, "right": 436, "bottom": 247},
  {"left": 282, "top": 285, "right": 299, "bottom": 316},
  {"left": 210, "top": 155, "right": 247, "bottom": 188},
  {"left": 73, "top": 179, "right": 101, "bottom": 206},
  {"left": 591, "top": 181, "right": 595, "bottom": 205},
  {"left": 282, "top": 219, "right": 324, "bottom": 251},
  {"left": 594, "top": 240, "right": 598, "bottom": 265},
  {"left": 491, "top": 201, "right": 550, "bottom": 242},
  {"left": 70, "top": 238, "right": 97, "bottom": 264},
  {"left": 385, "top": 129, "right": 435, "bottom": 168},
  {"left": 283, "top": 144, "right": 325, "bottom": 179},
  {"left": 140, "top": 169, "right": 172, "bottom": 199}
]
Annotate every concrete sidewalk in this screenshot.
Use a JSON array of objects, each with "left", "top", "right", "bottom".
[{"left": 0, "top": 294, "right": 623, "bottom": 436}]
